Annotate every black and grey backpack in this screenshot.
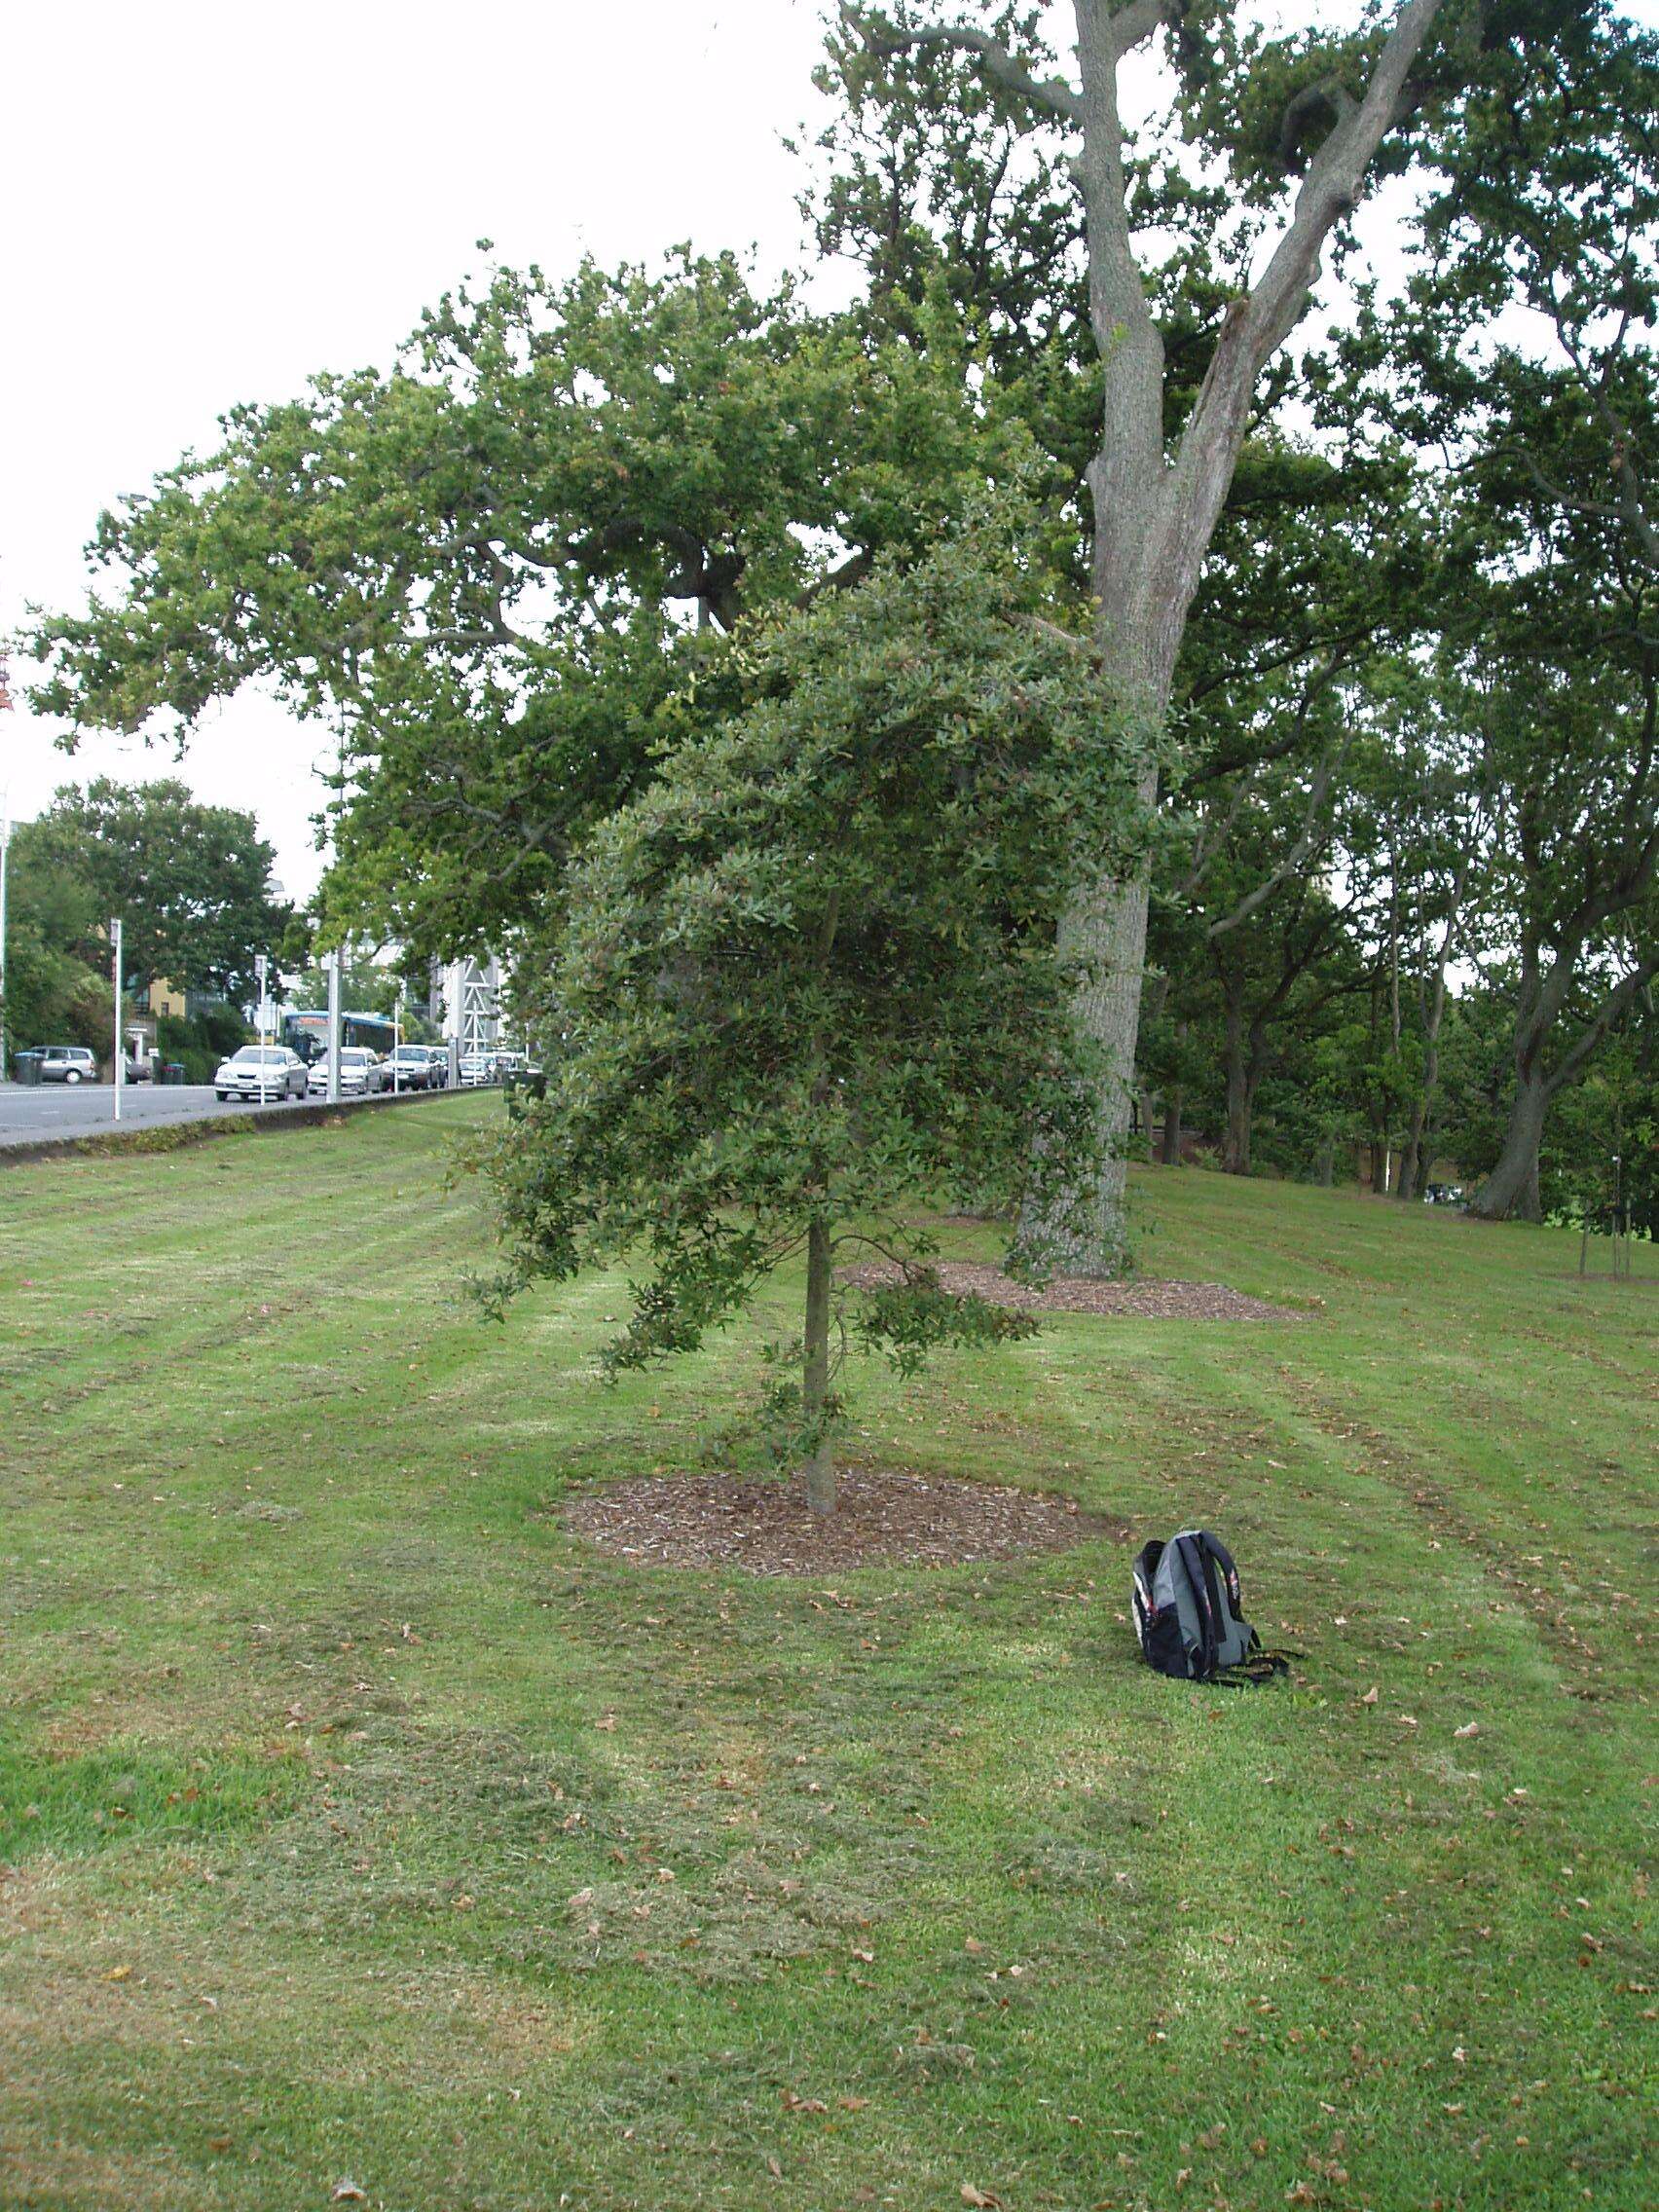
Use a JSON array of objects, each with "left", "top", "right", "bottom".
[{"left": 1132, "top": 1529, "right": 1289, "bottom": 1685}]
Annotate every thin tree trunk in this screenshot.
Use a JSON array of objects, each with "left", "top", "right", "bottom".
[
  {"left": 1316, "top": 1136, "right": 1335, "bottom": 1189},
  {"left": 801, "top": 1217, "right": 834, "bottom": 1514},
  {"left": 1222, "top": 1004, "right": 1250, "bottom": 1175},
  {"left": 1395, "top": 1104, "right": 1425, "bottom": 1203},
  {"left": 1137, "top": 1084, "right": 1157, "bottom": 1162},
  {"left": 1161, "top": 1089, "right": 1183, "bottom": 1166}
]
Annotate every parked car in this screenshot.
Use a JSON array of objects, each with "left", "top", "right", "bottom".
[
  {"left": 419, "top": 1045, "right": 451, "bottom": 1088},
  {"left": 457, "top": 1051, "right": 496, "bottom": 1088},
  {"left": 305, "top": 1047, "right": 387, "bottom": 1097},
  {"left": 384, "top": 1045, "right": 435, "bottom": 1090},
  {"left": 37, "top": 1045, "right": 98, "bottom": 1085},
  {"left": 213, "top": 1045, "right": 308, "bottom": 1101}
]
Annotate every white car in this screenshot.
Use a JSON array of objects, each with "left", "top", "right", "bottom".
[
  {"left": 305, "top": 1047, "right": 387, "bottom": 1097},
  {"left": 214, "top": 1046, "right": 308, "bottom": 1101},
  {"left": 383, "top": 1045, "right": 435, "bottom": 1090},
  {"left": 457, "top": 1052, "right": 495, "bottom": 1088}
]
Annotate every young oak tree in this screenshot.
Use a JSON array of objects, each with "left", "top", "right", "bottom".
[{"left": 474, "top": 516, "right": 1161, "bottom": 1514}]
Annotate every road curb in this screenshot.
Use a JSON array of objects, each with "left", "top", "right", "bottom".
[{"left": 0, "top": 1086, "right": 465, "bottom": 1169}]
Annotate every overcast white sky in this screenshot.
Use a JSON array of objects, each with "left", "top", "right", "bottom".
[
  {"left": 5, "top": 2, "right": 1656, "bottom": 903},
  {"left": 1, "top": 0, "right": 833, "bottom": 896}
]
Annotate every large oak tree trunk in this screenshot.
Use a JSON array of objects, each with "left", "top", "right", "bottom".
[
  {"left": 1469, "top": 1072, "right": 1550, "bottom": 1223},
  {"left": 1041, "top": 849, "right": 1158, "bottom": 1272}
]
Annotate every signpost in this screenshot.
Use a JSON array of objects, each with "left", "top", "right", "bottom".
[
  {"left": 325, "top": 950, "right": 341, "bottom": 1105},
  {"left": 111, "top": 917, "right": 125, "bottom": 1123}
]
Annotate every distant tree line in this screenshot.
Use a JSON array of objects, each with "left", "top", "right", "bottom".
[{"left": 3, "top": 778, "right": 290, "bottom": 1066}]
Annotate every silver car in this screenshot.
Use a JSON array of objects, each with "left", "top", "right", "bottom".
[
  {"left": 214, "top": 1045, "right": 308, "bottom": 1101},
  {"left": 305, "top": 1047, "right": 387, "bottom": 1097},
  {"left": 38, "top": 1045, "right": 98, "bottom": 1085}
]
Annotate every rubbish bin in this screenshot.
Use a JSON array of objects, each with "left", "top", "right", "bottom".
[
  {"left": 503, "top": 1068, "right": 547, "bottom": 1115},
  {"left": 162, "top": 1063, "right": 187, "bottom": 1087},
  {"left": 13, "top": 1051, "right": 44, "bottom": 1086}
]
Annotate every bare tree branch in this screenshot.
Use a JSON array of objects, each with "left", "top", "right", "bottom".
[
  {"left": 1205, "top": 742, "right": 1347, "bottom": 940},
  {"left": 1158, "top": 0, "right": 1448, "bottom": 615}
]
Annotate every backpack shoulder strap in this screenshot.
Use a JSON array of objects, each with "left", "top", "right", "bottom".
[{"left": 1173, "top": 1532, "right": 1218, "bottom": 1677}]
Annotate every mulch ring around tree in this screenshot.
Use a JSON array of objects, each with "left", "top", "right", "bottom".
[
  {"left": 563, "top": 1465, "right": 1129, "bottom": 1575},
  {"left": 839, "top": 1256, "right": 1304, "bottom": 1321}
]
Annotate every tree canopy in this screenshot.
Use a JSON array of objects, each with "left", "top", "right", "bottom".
[{"left": 13, "top": 777, "right": 291, "bottom": 1006}]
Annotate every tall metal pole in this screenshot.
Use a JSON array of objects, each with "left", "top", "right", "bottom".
[
  {"left": 0, "top": 650, "right": 11, "bottom": 1083},
  {"left": 326, "top": 949, "right": 342, "bottom": 1105},
  {"left": 111, "top": 917, "right": 124, "bottom": 1123},
  {"left": 0, "top": 793, "right": 11, "bottom": 1083}
]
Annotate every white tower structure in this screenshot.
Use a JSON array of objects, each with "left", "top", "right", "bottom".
[{"left": 442, "top": 956, "right": 501, "bottom": 1058}]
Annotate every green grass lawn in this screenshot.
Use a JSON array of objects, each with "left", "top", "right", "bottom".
[{"left": 2, "top": 1099, "right": 1653, "bottom": 2212}]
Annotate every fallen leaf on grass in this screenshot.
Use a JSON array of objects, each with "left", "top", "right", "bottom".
[
  {"left": 331, "top": 2186, "right": 368, "bottom": 2204},
  {"left": 1455, "top": 1722, "right": 1480, "bottom": 1739},
  {"left": 961, "top": 2188, "right": 1003, "bottom": 2209},
  {"left": 1360, "top": 1686, "right": 1379, "bottom": 1706}
]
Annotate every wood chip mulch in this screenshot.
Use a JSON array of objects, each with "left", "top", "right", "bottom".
[
  {"left": 563, "top": 1465, "right": 1128, "bottom": 1575},
  {"left": 839, "top": 1257, "right": 1301, "bottom": 1321}
]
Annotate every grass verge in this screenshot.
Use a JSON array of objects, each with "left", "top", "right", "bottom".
[{"left": 1, "top": 1099, "right": 1652, "bottom": 2211}]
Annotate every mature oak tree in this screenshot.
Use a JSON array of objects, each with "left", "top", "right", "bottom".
[
  {"left": 28, "top": 256, "right": 1025, "bottom": 971},
  {"left": 826, "top": 0, "right": 1484, "bottom": 1266}
]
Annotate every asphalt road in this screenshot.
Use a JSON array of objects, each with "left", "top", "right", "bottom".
[{"left": 0, "top": 1080, "right": 432, "bottom": 1148}]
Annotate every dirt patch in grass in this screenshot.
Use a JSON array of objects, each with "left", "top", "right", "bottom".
[
  {"left": 564, "top": 1465, "right": 1125, "bottom": 1574},
  {"left": 840, "top": 1257, "right": 1303, "bottom": 1320}
]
